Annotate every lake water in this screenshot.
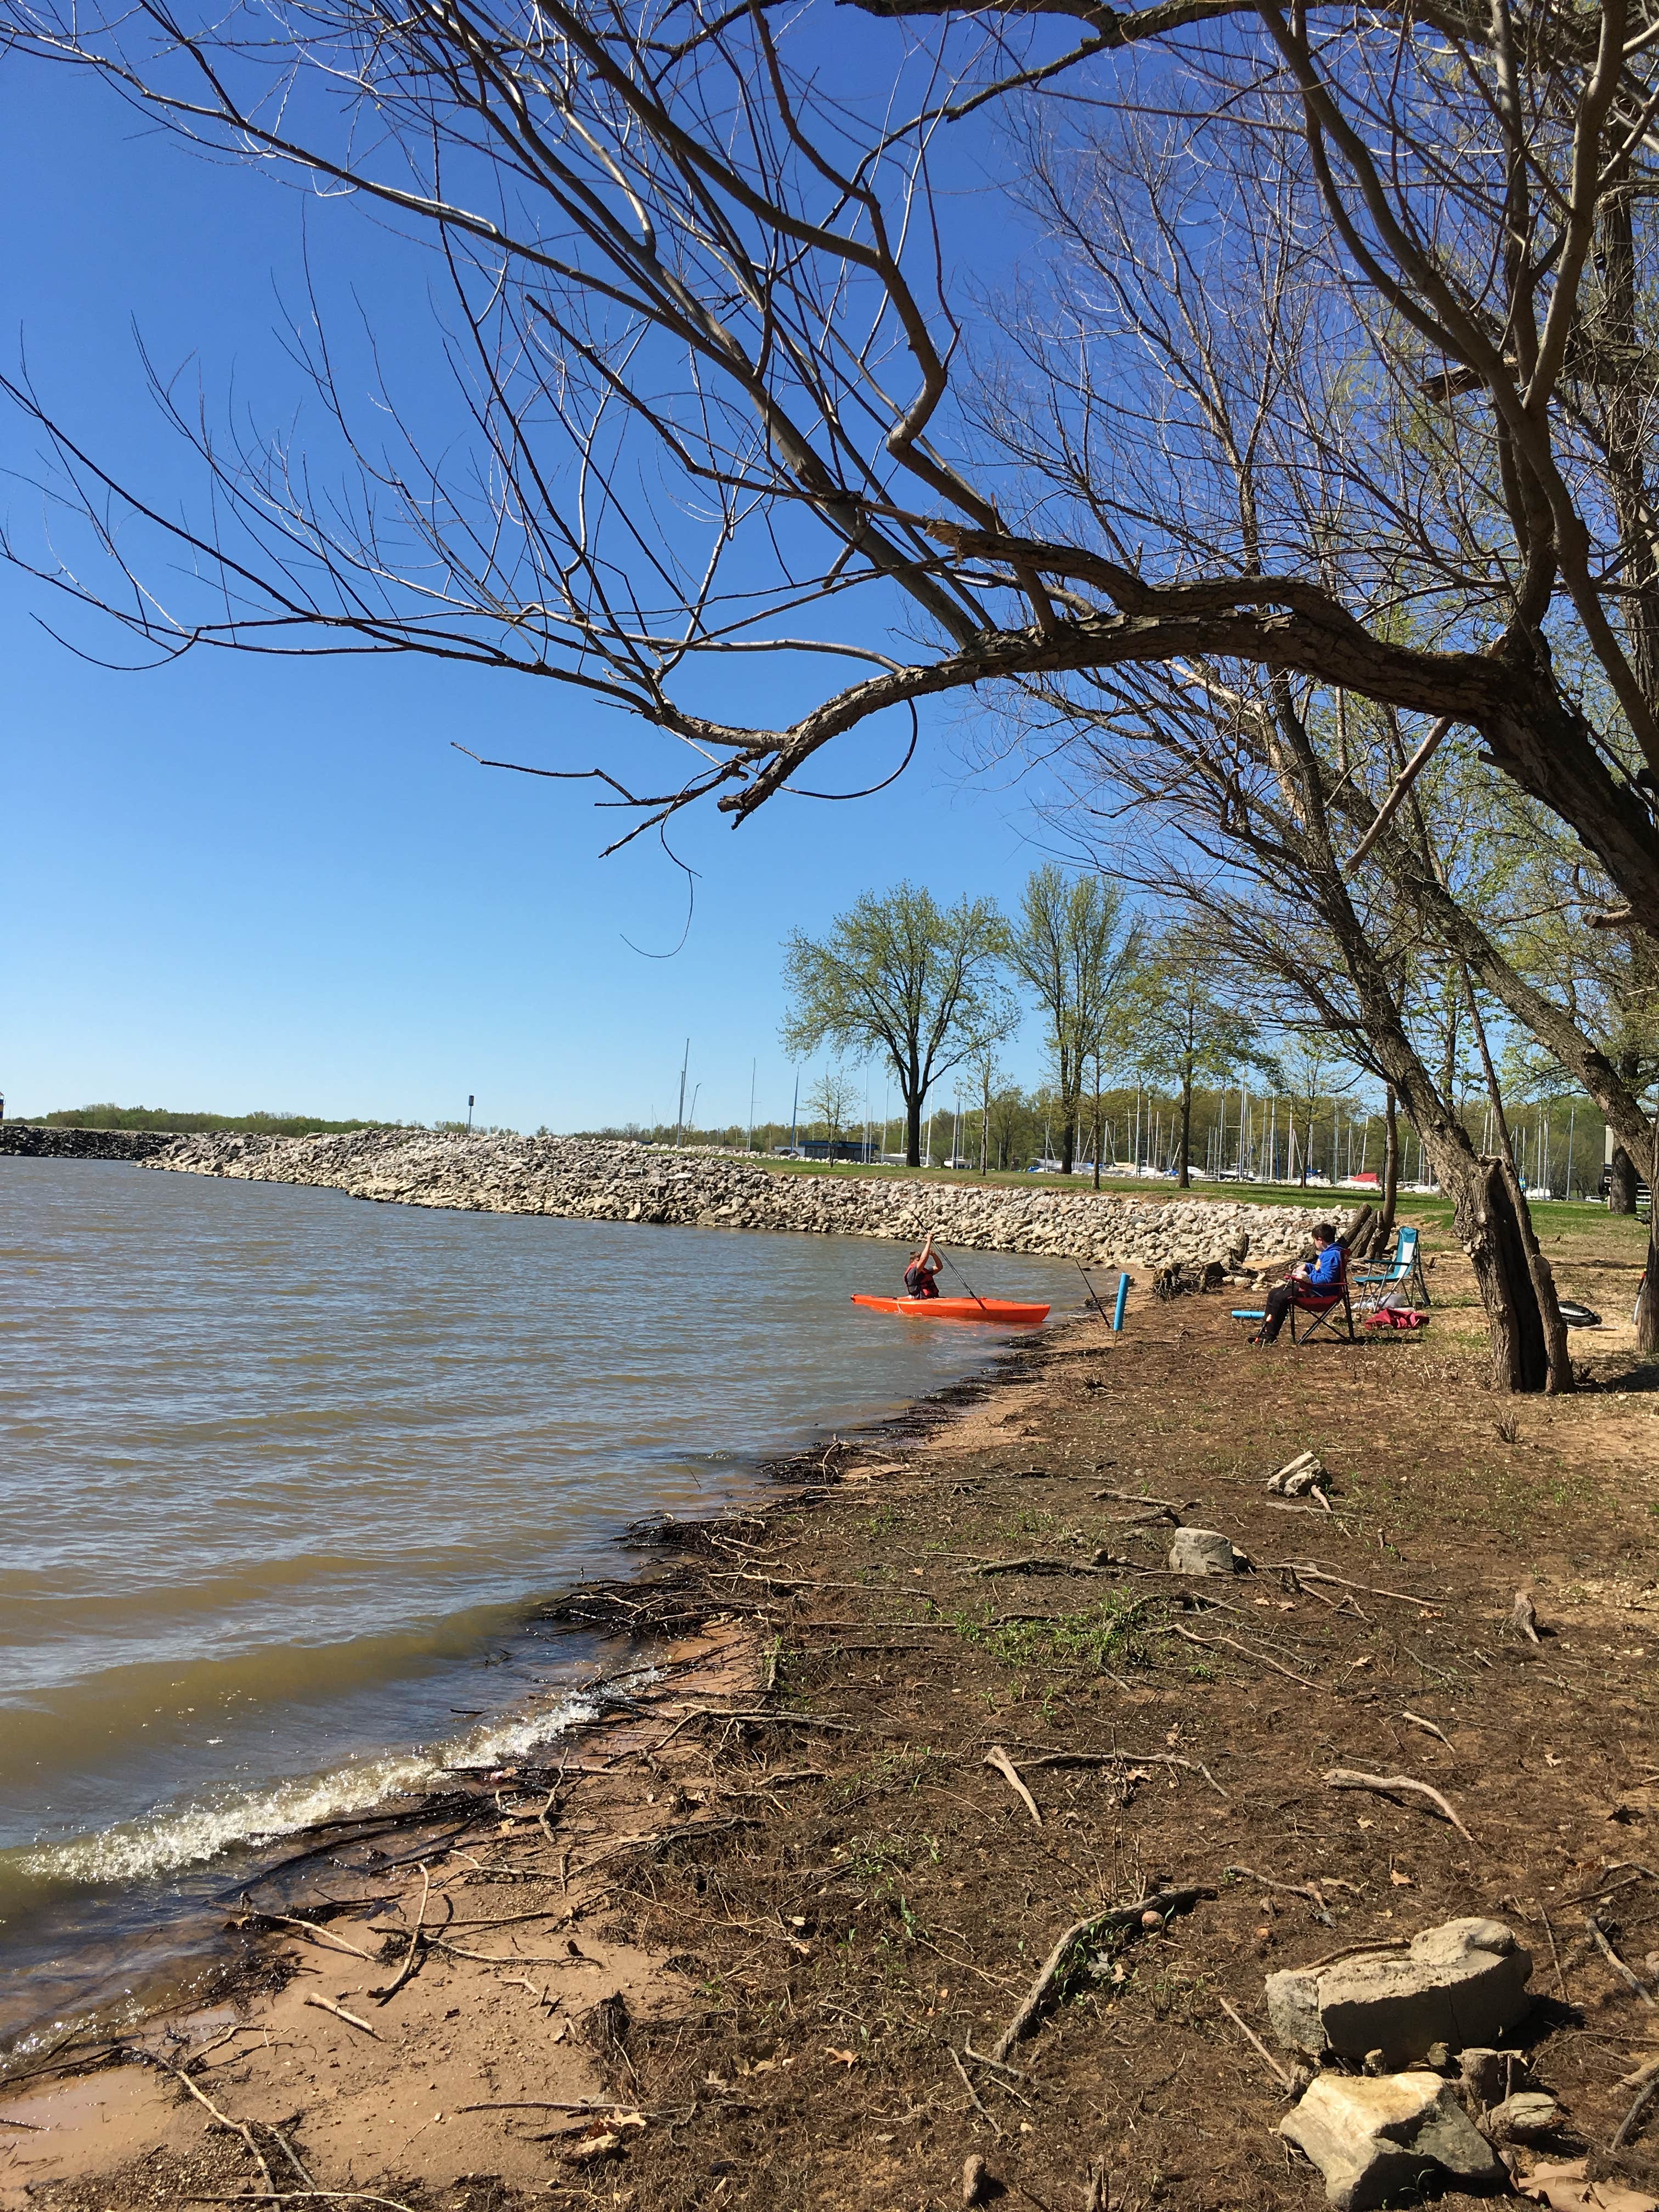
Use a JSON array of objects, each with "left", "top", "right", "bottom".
[{"left": 0, "top": 1156, "right": 1075, "bottom": 2053}]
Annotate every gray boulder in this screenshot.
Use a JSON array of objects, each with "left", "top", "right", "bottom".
[
  {"left": 1282, "top": 2072, "right": 1505, "bottom": 2210},
  {"left": 1486, "top": 2092, "right": 1562, "bottom": 2144},
  {"left": 1266, "top": 1919, "right": 1533, "bottom": 2067},
  {"left": 1167, "top": 1527, "right": 1249, "bottom": 1576}
]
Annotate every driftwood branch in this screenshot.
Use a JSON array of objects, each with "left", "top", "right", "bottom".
[
  {"left": 142, "top": 2056, "right": 287, "bottom": 2198},
  {"left": 370, "top": 1863, "right": 432, "bottom": 2004},
  {"left": 1019, "top": 1749, "right": 1229, "bottom": 1800},
  {"left": 1586, "top": 1916, "right": 1659, "bottom": 2010},
  {"left": 984, "top": 1745, "right": 1043, "bottom": 1826},
  {"left": 1216, "top": 1995, "right": 1295, "bottom": 2087},
  {"left": 1173, "top": 1624, "right": 1320, "bottom": 1691},
  {"left": 1323, "top": 1768, "right": 1476, "bottom": 1844},
  {"left": 301, "top": 1994, "right": 381, "bottom": 2039},
  {"left": 992, "top": 1883, "right": 1214, "bottom": 2062}
]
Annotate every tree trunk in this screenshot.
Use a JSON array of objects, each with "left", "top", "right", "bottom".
[
  {"left": 1610, "top": 1143, "right": 1640, "bottom": 1214},
  {"left": 1093, "top": 1051, "right": 1103, "bottom": 1192},
  {"left": 1379, "top": 1087, "right": 1400, "bottom": 1245},
  {"left": 1639, "top": 1127, "right": 1659, "bottom": 1357},
  {"left": 905, "top": 1091, "right": 923, "bottom": 1169},
  {"left": 1424, "top": 1143, "right": 1566, "bottom": 1392},
  {"left": 1177, "top": 1072, "right": 1193, "bottom": 1189}
]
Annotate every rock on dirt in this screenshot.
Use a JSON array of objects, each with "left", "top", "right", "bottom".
[
  {"left": 1281, "top": 2069, "right": 1506, "bottom": 2210},
  {"left": 1486, "top": 2091, "right": 1564, "bottom": 2143},
  {"left": 1266, "top": 1918, "right": 1534, "bottom": 2067},
  {"left": 1269, "top": 1451, "right": 1331, "bottom": 1497},
  {"left": 1167, "top": 1528, "right": 1250, "bottom": 1575}
]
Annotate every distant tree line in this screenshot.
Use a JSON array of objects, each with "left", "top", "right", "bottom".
[{"left": 30, "top": 1104, "right": 398, "bottom": 1137}]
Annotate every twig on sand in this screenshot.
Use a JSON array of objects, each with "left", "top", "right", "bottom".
[
  {"left": 1587, "top": 1917, "right": 1659, "bottom": 2010},
  {"left": 1093, "top": 1487, "right": 1190, "bottom": 1512},
  {"left": 1561, "top": 1865, "right": 1659, "bottom": 1909},
  {"left": 968, "top": 1558, "right": 1113, "bottom": 1579},
  {"left": 1533, "top": 1901, "right": 1568, "bottom": 2001},
  {"left": 232, "top": 1910, "right": 376, "bottom": 1962},
  {"left": 370, "top": 1864, "right": 431, "bottom": 2004},
  {"left": 1397, "top": 1711, "right": 1451, "bottom": 1747},
  {"left": 1020, "top": 1750, "right": 1228, "bottom": 1801},
  {"left": 1611, "top": 2072, "right": 1659, "bottom": 2151},
  {"left": 947, "top": 2046, "right": 1002, "bottom": 2139},
  {"left": 184, "top": 2195, "right": 417, "bottom": 2209},
  {"left": 141, "top": 2055, "right": 279, "bottom": 2198},
  {"left": 992, "top": 1884, "right": 1214, "bottom": 2062},
  {"left": 1173, "top": 1624, "right": 1319, "bottom": 1692},
  {"left": 1261, "top": 1564, "right": 1439, "bottom": 1608},
  {"left": 1224, "top": 1865, "right": 1333, "bottom": 1921},
  {"left": 984, "top": 1746, "right": 1043, "bottom": 1827},
  {"left": 1216, "top": 1996, "right": 1294, "bottom": 2087},
  {"left": 301, "top": 1994, "right": 381, "bottom": 2039},
  {"left": 1323, "top": 1768, "right": 1476, "bottom": 1845},
  {"left": 457, "top": 2101, "right": 645, "bottom": 2115}
]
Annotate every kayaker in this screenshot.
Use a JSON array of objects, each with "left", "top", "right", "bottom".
[{"left": 904, "top": 1233, "right": 943, "bottom": 1300}]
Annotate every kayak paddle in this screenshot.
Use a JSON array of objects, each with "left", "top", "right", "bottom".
[{"left": 938, "top": 1245, "right": 991, "bottom": 1314}]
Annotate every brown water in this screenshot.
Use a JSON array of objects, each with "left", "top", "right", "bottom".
[{"left": 0, "top": 1156, "right": 1074, "bottom": 2056}]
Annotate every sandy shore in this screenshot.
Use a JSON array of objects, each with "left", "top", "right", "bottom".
[{"left": 6, "top": 1230, "right": 1659, "bottom": 2212}]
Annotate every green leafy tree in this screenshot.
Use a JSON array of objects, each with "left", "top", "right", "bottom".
[
  {"left": 1113, "top": 934, "right": 1260, "bottom": 1189},
  {"left": 1007, "top": 867, "right": 1139, "bottom": 1176},
  {"left": 781, "top": 885, "right": 1014, "bottom": 1169}
]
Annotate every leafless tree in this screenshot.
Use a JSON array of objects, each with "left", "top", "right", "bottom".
[
  {"left": 1, "top": 0, "right": 1657, "bottom": 898},
  {"left": 6, "top": 0, "right": 1659, "bottom": 1371}
]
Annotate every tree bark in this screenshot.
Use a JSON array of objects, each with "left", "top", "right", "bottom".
[
  {"left": 1426, "top": 1153, "right": 1551, "bottom": 1391},
  {"left": 905, "top": 1091, "right": 923, "bottom": 1169},
  {"left": 1639, "top": 1126, "right": 1659, "bottom": 1357},
  {"left": 1610, "top": 1143, "right": 1640, "bottom": 1214},
  {"left": 1379, "top": 1087, "right": 1400, "bottom": 1245}
]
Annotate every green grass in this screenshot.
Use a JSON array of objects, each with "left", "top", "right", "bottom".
[
  {"left": 944, "top": 1590, "right": 1157, "bottom": 1675},
  {"left": 739, "top": 1153, "right": 1652, "bottom": 1270}
]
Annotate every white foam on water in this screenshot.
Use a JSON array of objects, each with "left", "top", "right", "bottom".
[{"left": 18, "top": 1683, "right": 622, "bottom": 1888}]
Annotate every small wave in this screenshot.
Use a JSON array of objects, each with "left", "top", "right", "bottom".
[{"left": 18, "top": 1686, "right": 611, "bottom": 1889}]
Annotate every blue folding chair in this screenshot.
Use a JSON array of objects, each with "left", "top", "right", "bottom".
[{"left": 1351, "top": 1223, "right": 1430, "bottom": 1314}]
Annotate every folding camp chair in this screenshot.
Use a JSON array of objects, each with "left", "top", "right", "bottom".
[
  {"left": 1288, "top": 1257, "right": 1357, "bottom": 1345},
  {"left": 1351, "top": 1223, "right": 1431, "bottom": 1317}
]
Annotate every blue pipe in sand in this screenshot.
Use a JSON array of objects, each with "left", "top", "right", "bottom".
[{"left": 1111, "top": 1273, "right": 1130, "bottom": 1331}]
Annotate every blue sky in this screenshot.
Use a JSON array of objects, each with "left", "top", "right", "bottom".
[{"left": 1, "top": 58, "right": 1072, "bottom": 1134}]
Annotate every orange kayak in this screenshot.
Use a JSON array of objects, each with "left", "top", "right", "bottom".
[{"left": 851, "top": 1294, "right": 1050, "bottom": 1326}]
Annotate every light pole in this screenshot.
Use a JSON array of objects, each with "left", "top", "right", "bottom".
[
  {"left": 748, "top": 1059, "right": 757, "bottom": 1154},
  {"left": 675, "top": 1039, "right": 690, "bottom": 1148},
  {"left": 789, "top": 1069, "right": 800, "bottom": 1156},
  {"left": 466, "top": 1094, "right": 475, "bottom": 1135}
]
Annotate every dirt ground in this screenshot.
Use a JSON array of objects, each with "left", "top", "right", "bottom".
[{"left": 4, "top": 1224, "right": 1658, "bottom": 2212}]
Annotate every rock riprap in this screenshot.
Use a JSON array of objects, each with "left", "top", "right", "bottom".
[
  {"left": 1267, "top": 1918, "right": 1534, "bottom": 2068},
  {"left": 1280, "top": 2072, "right": 1506, "bottom": 2210},
  {"left": 112, "top": 1129, "right": 1332, "bottom": 1269},
  {"left": 0, "top": 1125, "right": 175, "bottom": 1161}
]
